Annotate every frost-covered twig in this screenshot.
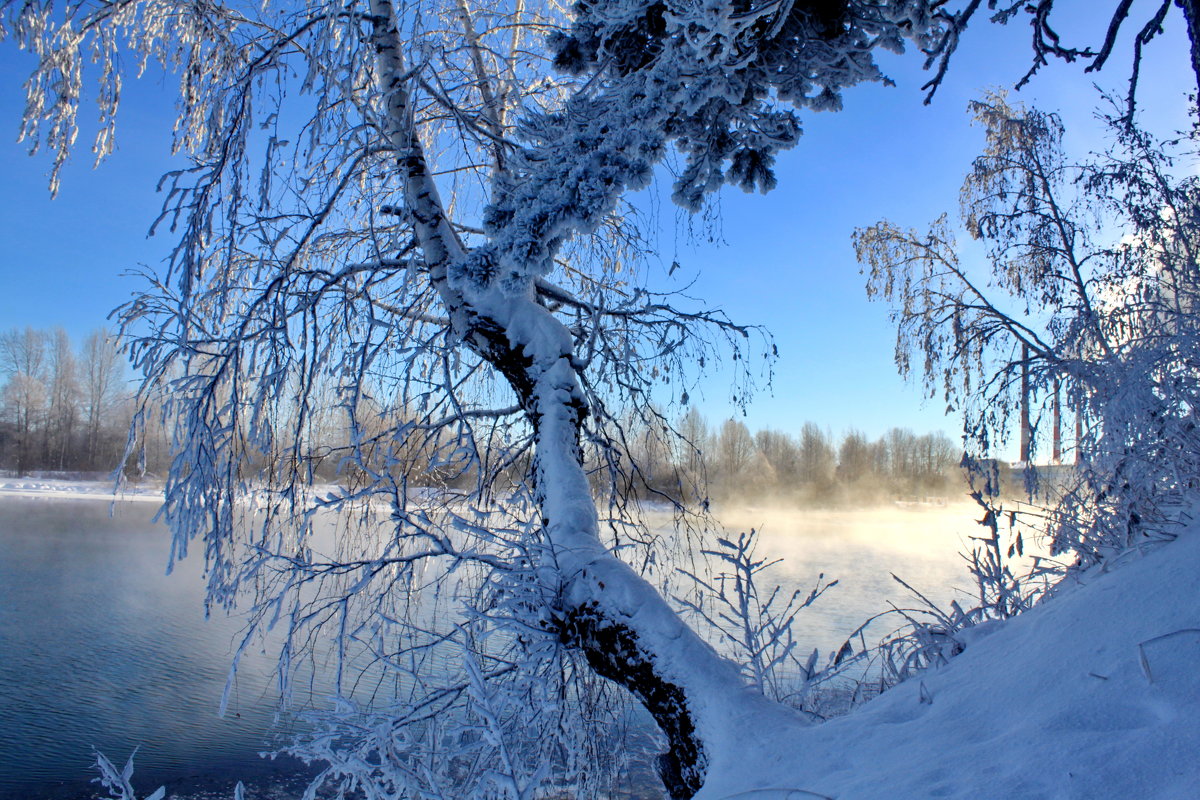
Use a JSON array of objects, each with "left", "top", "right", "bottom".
[{"left": 675, "top": 528, "right": 838, "bottom": 704}]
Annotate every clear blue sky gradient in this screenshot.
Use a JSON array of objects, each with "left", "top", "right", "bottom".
[{"left": 0, "top": 4, "right": 1193, "bottom": 445}]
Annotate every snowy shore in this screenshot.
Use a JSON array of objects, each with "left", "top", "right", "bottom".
[
  {"left": 694, "top": 523, "right": 1200, "bottom": 799},
  {"left": 0, "top": 477, "right": 163, "bottom": 503}
]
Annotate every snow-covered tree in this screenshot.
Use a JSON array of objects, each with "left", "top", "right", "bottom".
[
  {"left": 2, "top": 1, "right": 955, "bottom": 796},
  {"left": 12, "top": 0, "right": 1194, "bottom": 796},
  {"left": 2, "top": 0, "right": 957, "bottom": 795},
  {"left": 857, "top": 93, "right": 1200, "bottom": 566}
]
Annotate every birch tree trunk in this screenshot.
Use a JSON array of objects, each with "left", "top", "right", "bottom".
[{"left": 366, "top": 4, "right": 803, "bottom": 795}]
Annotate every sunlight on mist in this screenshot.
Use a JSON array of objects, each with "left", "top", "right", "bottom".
[{"left": 687, "top": 502, "right": 1010, "bottom": 657}]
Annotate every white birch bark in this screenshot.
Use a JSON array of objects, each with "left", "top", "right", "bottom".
[{"left": 366, "top": 1, "right": 806, "bottom": 794}]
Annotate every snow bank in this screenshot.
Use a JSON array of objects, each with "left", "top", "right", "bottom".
[
  {"left": 0, "top": 477, "right": 162, "bottom": 503},
  {"left": 699, "top": 527, "right": 1200, "bottom": 799}
]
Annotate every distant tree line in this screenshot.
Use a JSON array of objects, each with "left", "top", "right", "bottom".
[
  {"left": 0, "top": 326, "right": 134, "bottom": 475},
  {"left": 632, "top": 408, "right": 966, "bottom": 507},
  {"left": 0, "top": 326, "right": 965, "bottom": 507}
]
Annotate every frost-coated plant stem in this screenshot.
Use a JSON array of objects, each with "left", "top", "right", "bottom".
[{"left": 676, "top": 531, "right": 837, "bottom": 704}]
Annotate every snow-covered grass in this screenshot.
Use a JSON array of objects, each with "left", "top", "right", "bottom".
[{"left": 696, "top": 525, "right": 1200, "bottom": 799}]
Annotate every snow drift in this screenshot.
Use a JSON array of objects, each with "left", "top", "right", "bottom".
[{"left": 696, "top": 525, "right": 1200, "bottom": 799}]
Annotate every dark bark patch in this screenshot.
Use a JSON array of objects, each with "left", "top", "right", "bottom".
[
  {"left": 558, "top": 601, "right": 707, "bottom": 800},
  {"left": 467, "top": 314, "right": 537, "bottom": 405}
]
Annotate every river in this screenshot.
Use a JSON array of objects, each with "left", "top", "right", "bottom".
[{"left": 0, "top": 494, "right": 987, "bottom": 799}]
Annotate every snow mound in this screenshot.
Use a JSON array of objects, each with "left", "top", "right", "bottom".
[{"left": 699, "top": 527, "right": 1200, "bottom": 799}]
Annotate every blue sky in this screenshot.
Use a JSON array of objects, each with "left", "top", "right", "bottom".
[
  {"left": 644, "top": 5, "right": 1195, "bottom": 443},
  {"left": 0, "top": 3, "right": 1194, "bottom": 446}
]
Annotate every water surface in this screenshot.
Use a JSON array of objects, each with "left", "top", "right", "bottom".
[
  {"left": 711, "top": 502, "right": 993, "bottom": 656},
  {"left": 0, "top": 496, "right": 989, "bottom": 798},
  {"left": 0, "top": 499, "right": 303, "bottom": 799}
]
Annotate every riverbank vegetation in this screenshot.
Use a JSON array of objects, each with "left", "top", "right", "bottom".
[
  {"left": 0, "top": 327, "right": 133, "bottom": 475},
  {"left": 627, "top": 412, "right": 965, "bottom": 506}
]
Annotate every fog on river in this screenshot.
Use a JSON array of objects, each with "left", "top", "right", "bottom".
[
  {"left": 0, "top": 495, "right": 996, "bottom": 798},
  {"left": 704, "top": 502, "right": 998, "bottom": 657}
]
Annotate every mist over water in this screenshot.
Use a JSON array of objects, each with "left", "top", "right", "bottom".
[
  {"left": 702, "top": 502, "right": 989, "bottom": 658},
  {"left": 0, "top": 499, "right": 306, "bottom": 799},
  {"left": 0, "top": 496, "right": 994, "bottom": 797}
]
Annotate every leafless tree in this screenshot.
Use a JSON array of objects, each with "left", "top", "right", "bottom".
[
  {"left": 797, "top": 422, "right": 836, "bottom": 492},
  {"left": 80, "top": 329, "right": 125, "bottom": 469},
  {"left": 0, "top": 327, "right": 47, "bottom": 475},
  {"left": 13, "top": 1, "right": 1164, "bottom": 797},
  {"left": 922, "top": 0, "right": 1200, "bottom": 121},
  {"left": 858, "top": 93, "right": 1200, "bottom": 563},
  {"left": 44, "top": 327, "right": 80, "bottom": 469}
]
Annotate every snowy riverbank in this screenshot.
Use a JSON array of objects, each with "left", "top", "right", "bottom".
[
  {"left": 0, "top": 477, "right": 163, "bottom": 503},
  {"left": 695, "top": 521, "right": 1200, "bottom": 799}
]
